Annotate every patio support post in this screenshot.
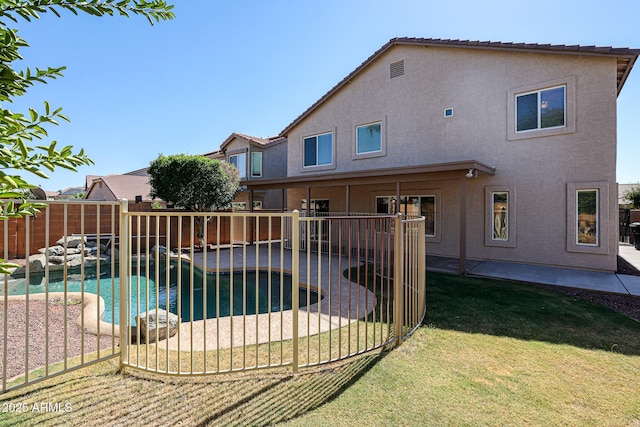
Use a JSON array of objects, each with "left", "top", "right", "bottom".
[
  {"left": 306, "top": 187, "right": 311, "bottom": 216},
  {"left": 345, "top": 185, "right": 350, "bottom": 215},
  {"left": 394, "top": 213, "right": 404, "bottom": 345},
  {"left": 119, "top": 199, "right": 130, "bottom": 367},
  {"left": 395, "top": 182, "right": 401, "bottom": 214},
  {"left": 459, "top": 178, "right": 467, "bottom": 274},
  {"left": 291, "top": 210, "right": 300, "bottom": 372}
]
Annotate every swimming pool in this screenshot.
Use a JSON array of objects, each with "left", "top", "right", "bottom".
[{"left": 4, "top": 261, "right": 320, "bottom": 325}]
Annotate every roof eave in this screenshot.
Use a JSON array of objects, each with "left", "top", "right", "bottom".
[
  {"left": 243, "top": 160, "right": 496, "bottom": 189},
  {"left": 617, "top": 55, "right": 638, "bottom": 95}
]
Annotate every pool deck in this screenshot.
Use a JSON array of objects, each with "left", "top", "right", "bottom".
[{"left": 159, "top": 246, "right": 377, "bottom": 352}]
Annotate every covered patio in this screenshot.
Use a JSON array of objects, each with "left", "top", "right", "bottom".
[{"left": 244, "top": 159, "right": 496, "bottom": 274}]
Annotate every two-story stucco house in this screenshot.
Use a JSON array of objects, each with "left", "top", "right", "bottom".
[{"left": 244, "top": 37, "right": 639, "bottom": 273}]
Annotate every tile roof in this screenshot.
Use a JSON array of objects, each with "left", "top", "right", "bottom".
[
  {"left": 87, "top": 175, "right": 153, "bottom": 201},
  {"left": 280, "top": 37, "right": 639, "bottom": 136},
  {"left": 58, "top": 186, "right": 85, "bottom": 196},
  {"left": 219, "top": 132, "right": 287, "bottom": 151}
]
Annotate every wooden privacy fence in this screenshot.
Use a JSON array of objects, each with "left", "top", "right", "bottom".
[
  {"left": 2, "top": 200, "right": 426, "bottom": 394},
  {"left": 0, "top": 201, "right": 282, "bottom": 259}
]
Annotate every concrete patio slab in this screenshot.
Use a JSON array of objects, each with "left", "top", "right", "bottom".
[
  {"left": 428, "top": 247, "right": 640, "bottom": 297},
  {"left": 467, "top": 260, "right": 630, "bottom": 294},
  {"left": 618, "top": 274, "right": 640, "bottom": 296}
]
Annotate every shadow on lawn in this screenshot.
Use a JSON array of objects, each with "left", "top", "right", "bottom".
[
  {"left": 0, "top": 350, "right": 388, "bottom": 426},
  {"left": 425, "top": 272, "right": 640, "bottom": 356}
]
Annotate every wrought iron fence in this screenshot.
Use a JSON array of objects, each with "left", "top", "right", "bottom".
[
  {"left": 1, "top": 200, "right": 122, "bottom": 393},
  {"left": 2, "top": 200, "right": 426, "bottom": 392}
]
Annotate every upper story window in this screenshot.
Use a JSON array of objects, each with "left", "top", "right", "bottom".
[
  {"left": 356, "top": 122, "right": 382, "bottom": 154},
  {"left": 228, "top": 153, "right": 247, "bottom": 179},
  {"left": 251, "top": 152, "right": 262, "bottom": 177},
  {"left": 516, "top": 85, "right": 565, "bottom": 132},
  {"left": 303, "top": 132, "right": 333, "bottom": 167},
  {"left": 507, "top": 76, "right": 575, "bottom": 141}
]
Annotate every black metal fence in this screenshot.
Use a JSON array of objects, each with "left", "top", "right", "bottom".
[{"left": 620, "top": 207, "right": 631, "bottom": 243}]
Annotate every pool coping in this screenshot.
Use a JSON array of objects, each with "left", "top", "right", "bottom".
[{"left": 3, "top": 247, "right": 377, "bottom": 352}]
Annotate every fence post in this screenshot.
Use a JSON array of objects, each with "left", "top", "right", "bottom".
[
  {"left": 394, "top": 214, "right": 404, "bottom": 345},
  {"left": 291, "top": 210, "right": 299, "bottom": 373},
  {"left": 418, "top": 219, "right": 427, "bottom": 320},
  {"left": 119, "top": 199, "right": 130, "bottom": 367}
]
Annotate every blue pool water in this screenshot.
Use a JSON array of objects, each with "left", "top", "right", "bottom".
[{"left": 5, "top": 262, "right": 319, "bottom": 325}]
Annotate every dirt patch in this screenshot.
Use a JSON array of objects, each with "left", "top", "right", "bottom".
[
  {"left": 0, "top": 298, "right": 117, "bottom": 382},
  {"left": 526, "top": 255, "right": 640, "bottom": 323}
]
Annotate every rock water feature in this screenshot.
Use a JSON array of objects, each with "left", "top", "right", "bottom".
[{"left": 11, "top": 235, "right": 118, "bottom": 278}]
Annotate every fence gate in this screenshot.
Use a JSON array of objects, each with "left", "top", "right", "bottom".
[{"left": 620, "top": 207, "right": 631, "bottom": 243}]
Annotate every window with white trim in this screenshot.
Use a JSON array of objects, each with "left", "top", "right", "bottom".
[
  {"left": 508, "top": 76, "right": 575, "bottom": 141},
  {"left": 485, "top": 186, "right": 516, "bottom": 247},
  {"left": 229, "top": 153, "right": 247, "bottom": 179},
  {"left": 491, "top": 192, "right": 509, "bottom": 241},
  {"left": 566, "top": 182, "right": 608, "bottom": 255},
  {"left": 576, "top": 189, "right": 598, "bottom": 246},
  {"left": 516, "top": 85, "right": 565, "bottom": 132},
  {"left": 251, "top": 152, "right": 262, "bottom": 177},
  {"left": 356, "top": 122, "right": 382, "bottom": 154},
  {"left": 303, "top": 132, "right": 333, "bottom": 167}
]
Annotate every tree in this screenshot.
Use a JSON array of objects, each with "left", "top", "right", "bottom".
[
  {"left": 624, "top": 185, "right": 640, "bottom": 209},
  {"left": 0, "top": 1, "right": 174, "bottom": 272},
  {"left": 148, "top": 154, "right": 241, "bottom": 246}
]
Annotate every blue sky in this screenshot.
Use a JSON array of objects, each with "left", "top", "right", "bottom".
[{"left": 8, "top": 0, "right": 640, "bottom": 191}]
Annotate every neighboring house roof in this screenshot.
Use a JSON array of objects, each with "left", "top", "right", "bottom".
[
  {"left": 124, "top": 167, "right": 149, "bottom": 176},
  {"left": 56, "top": 186, "right": 85, "bottom": 199},
  {"left": 85, "top": 175, "right": 100, "bottom": 190},
  {"left": 280, "top": 37, "right": 640, "bottom": 136},
  {"left": 45, "top": 190, "right": 58, "bottom": 199},
  {"left": 86, "top": 175, "right": 153, "bottom": 201},
  {"left": 203, "top": 149, "right": 223, "bottom": 159},
  {"left": 219, "top": 132, "right": 286, "bottom": 152},
  {"left": 58, "top": 186, "right": 85, "bottom": 196}
]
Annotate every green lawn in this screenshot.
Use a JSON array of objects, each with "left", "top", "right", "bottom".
[
  {"left": 285, "top": 272, "right": 640, "bottom": 426},
  {"left": 1, "top": 272, "right": 639, "bottom": 426}
]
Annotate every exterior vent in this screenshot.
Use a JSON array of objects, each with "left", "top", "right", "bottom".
[{"left": 390, "top": 60, "right": 404, "bottom": 78}]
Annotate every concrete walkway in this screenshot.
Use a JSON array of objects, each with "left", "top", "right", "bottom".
[{"left": 428, "top": 244, "right": 640, "bottom": 297}]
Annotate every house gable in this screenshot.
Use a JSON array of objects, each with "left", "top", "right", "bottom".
[
  {"left": 284, "top": 39, "right": 636, "bottom": 180},
  {"left": 280, "top": 38, "right": 639, "bottom": 137}
]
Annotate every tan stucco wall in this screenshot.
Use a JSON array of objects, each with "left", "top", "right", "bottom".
[{"left": 284, "top": 45, "right": 619, "bottom": 271}]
